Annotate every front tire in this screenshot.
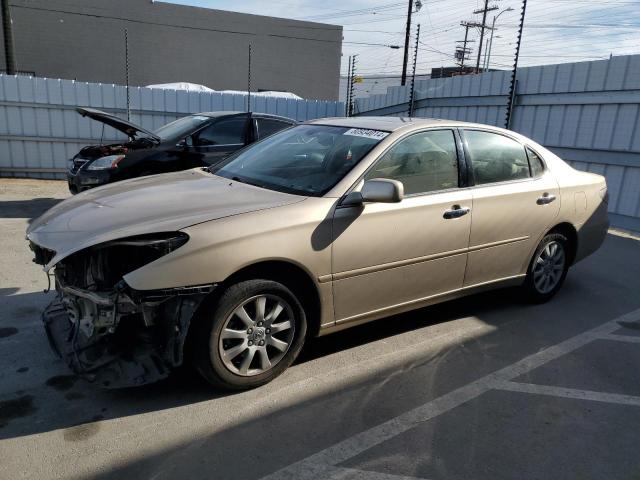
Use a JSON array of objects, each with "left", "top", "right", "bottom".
[
  {"left": 194, "top": 279, "right": 307, "bottom": 390},
  {"left": 522, "top": 233, "right": 569, "bottom": 303}
]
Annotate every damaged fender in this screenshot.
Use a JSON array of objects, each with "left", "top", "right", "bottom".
[{"left": 31, "top": 233, "right": 213, "bottom": 388}]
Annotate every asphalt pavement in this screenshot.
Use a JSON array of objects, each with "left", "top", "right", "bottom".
[{"left": 1, "top": 178, "right": 639, "bottom": 480}]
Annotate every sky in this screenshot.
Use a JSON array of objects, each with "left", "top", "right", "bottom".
[{"left": 164, "top": 0, "right": 640, "bottom": 78}]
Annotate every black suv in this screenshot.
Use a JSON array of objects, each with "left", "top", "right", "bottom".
[{"left": 67, "top": 108, "right": 296, "bottom": 193}]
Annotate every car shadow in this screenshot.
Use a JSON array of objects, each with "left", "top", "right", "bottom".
[
  {"left": 0, "top": 285, "right": 517, "bottom": 441},
  {"left": 0, "top": 198, "right": 64, "bottom": 223},
  {"left": 1, "top": 234, "right": 638, "bottom": 444}
]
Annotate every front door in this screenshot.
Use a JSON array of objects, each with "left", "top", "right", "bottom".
[
  {"left": 461, "top": 129, "right": 560, "bottom": 287},
  {"left": 331, "top": 129, "right": 472, "bottom": 324}
]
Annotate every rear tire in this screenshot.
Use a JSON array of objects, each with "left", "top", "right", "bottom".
[
  {"left": 194, "top": 279, "right": 307, "bottom": 390},
  {"left": 522, "top": 233, "right": 569, "bottom": 303}
]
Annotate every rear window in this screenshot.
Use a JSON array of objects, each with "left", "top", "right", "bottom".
[
  {"left": 256, "top": 118, "right": 292, "bottom": 140},
  {"left": 464, "top": 130, "right": 530, "bottom": 185}
]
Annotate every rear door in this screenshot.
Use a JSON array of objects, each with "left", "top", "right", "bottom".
[
  {"left": 461, "top": 129, "right": 560, "bottom": 287},
  {"left": 331, "top": 129, "right": 473, "bottom": 323}
]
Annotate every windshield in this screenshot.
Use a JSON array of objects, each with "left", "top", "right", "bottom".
[
  {"left": 215, "top": 125, "right": 388, "bottom": 196},
  {"left": 154, "top": 115, "right": 210, "bottom": 141}
]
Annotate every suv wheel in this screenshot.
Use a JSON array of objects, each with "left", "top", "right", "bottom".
[
  {"left": 194, "top": 279, "right": 307, "bottom": 390},
  {"left": 522, "top": 233, "right": 569, "bottom": 303}
]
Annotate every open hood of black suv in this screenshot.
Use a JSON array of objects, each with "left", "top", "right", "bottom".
[{"left": 77, "top": 107, "right": 161, "bottom": 142}]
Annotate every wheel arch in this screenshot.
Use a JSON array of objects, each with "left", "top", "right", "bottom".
[
  {"left": 217, "top": 259, "right": 323, "bottom": 338},
  {"left": 547, "top": 222, "right": 578, "bottom": 265}
]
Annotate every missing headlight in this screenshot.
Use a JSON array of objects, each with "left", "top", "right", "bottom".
[{"left": 56, "top": 232, "right": 189, "bottom": 291}]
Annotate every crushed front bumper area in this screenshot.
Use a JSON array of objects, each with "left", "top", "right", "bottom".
[{"left": 43, "top": 284, "right": 213, "bottom": 388}]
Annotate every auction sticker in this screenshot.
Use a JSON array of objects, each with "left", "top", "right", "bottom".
[{"left": 343, "top": 128, "right": 389, "bottom": 140}]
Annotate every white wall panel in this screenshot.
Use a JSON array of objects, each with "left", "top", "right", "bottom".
[{"left": 354, "top": 55, "right": 640, "bottom": 231}]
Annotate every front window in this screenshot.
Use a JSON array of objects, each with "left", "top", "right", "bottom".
[
  {"left": 365, "top": 129, "right": 459, "bottom": 195},
  {"left": 154, "top": 115, "right": 210, "bottom": 142},
  {"left": 215, "top": 125, "right": 387, "bottom": 196}
]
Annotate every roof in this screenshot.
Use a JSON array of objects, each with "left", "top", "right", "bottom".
[
  {"left": 305, "top": 116, "right": 474, "bottom": 132},
  {"left": 195, "top": 111, "right": 296, "bottom": 122}
]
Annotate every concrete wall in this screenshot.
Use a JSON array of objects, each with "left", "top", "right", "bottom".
[
  {"left": 0, "top": 0, "right": 342, "bottom": 100},
  {"left": 355, "top": 55, "right": 640, "bottom": 232},
  {"left": 0, "top": 75, "right": 344, "bottom": 179}
]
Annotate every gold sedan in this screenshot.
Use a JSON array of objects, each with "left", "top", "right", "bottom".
[{"left": 28, "top": 117, "right": 609, "bottom": 389}]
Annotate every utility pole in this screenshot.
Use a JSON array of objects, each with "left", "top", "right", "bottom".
[
  {"left": 505, "top": 0, "right": 527, "bottom": 129},
  {"left": 473, "top": 0, "right": 498, "bottom": 73},
  {"left": 408, "top": 24, "right": 420, "bottom": 117},
  {"left": 456, "top": 22, "right": 475, "bottom": 73},
  {"left": 401, "top": 0, "right": 414, "bottom": 86},
  {"left": 401, "top": 0, "right": 422, "bottom": 85},
  {"left": 1, "top": 0, "right": 17, "bottom": 75}
]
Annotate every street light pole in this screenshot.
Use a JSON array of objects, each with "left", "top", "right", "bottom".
[{"left": 485, "top": 7, "right": 514, "bottom": 71}]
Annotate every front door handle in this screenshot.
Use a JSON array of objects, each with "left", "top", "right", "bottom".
[
  {"left": 537, "top": 192, "right": 556, "bottom": 205},
  {"left": 443, "top": 205, "right": 471, "bottom": 219}
]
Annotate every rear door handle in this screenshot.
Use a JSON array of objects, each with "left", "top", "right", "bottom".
[
  {"left": 443, "top": 205, "right": 471, "bottom": 219},
  {"left": 537, "top": 193, "right": 556, "bottom": 205}
]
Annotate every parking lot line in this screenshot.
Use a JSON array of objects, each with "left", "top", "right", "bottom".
[
  {"left": 494, "top": 381, "right": 640, "bottom": 407},
  {"left": 596, "top": 333, "right": 640, "bottom": 344},
  {"left": 259, "top": 307, "right": 640, "bottom": 480},
  {"left": 317, "top": 465, "right": 431, "bottom": 480}
]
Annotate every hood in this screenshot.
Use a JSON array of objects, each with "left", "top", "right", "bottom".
[
  {"left": 77, "top": 107, "right": 161, "bottom": 142},
  {"left": 27, "top": 169, "right": 305, "bottom": 270}
]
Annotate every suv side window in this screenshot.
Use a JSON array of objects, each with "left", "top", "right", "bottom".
[
  {"left": 365, "top": 129, "right": 459, "bottom": 195},
  {"left": 464, "top": 130, "right": 530, "bottom": 185},
  {"left": 256, "top": 118, "right": 292, "bottom": 140},
  {"left": 526, "top": 147, "right": 545, "bottom": 177},
  {"left": 195, "top": 116, "right": 247, "bottom": 146}
]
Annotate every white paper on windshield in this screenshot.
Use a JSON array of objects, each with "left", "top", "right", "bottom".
[{"left": 343, "top": 128, "right": 389, "bottom": 140}]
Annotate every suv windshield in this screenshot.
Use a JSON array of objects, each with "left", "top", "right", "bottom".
[
  {"left": 215, "top": 125, "right": 388, "bottom": 196},
  {"left": 154, "top": 115, "right": 211, "bottom": 141}
]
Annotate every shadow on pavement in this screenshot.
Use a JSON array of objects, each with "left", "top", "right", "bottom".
[
  {"left": 0, "top": 235, "right": 639, "bottom": 480},
  {"left": 0, "top": 198, "right": 63, "bottom": 222}
]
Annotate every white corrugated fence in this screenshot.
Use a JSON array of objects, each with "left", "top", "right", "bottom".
[
  {"left": 355, "top": 55, "right": 640, "bottom": 232},
  {"left": 0, "top": 75, "right": 344, "bottom": 179}
]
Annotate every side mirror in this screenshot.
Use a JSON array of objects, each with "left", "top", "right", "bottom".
[
  {"left": 342, "top": 178, "right": 404, "bottom": 206},
  {"left": 177, "top": 136, "right": 194, "bottom": 148}
]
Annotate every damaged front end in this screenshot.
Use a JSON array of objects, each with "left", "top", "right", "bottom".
[{"left": 32, "top": 232, "right": 214, "bottom": 388}]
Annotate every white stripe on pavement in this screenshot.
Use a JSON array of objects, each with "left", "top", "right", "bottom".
[
  {"left": 259, "top": 307, "right": 640, "bottom": 480},
  {"left": 494, "top": 381, "right": 640, "bottom": 407},
  {"left": 595, "top": 333, "right": 640, "bottom": 344}
]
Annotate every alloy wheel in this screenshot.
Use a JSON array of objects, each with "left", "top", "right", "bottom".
[
  {"left": 533, "top": 240, "right": 566, "bottom": 294},
  {"left": 218, "top": 294, "right": 295, "bottom": 376}
]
